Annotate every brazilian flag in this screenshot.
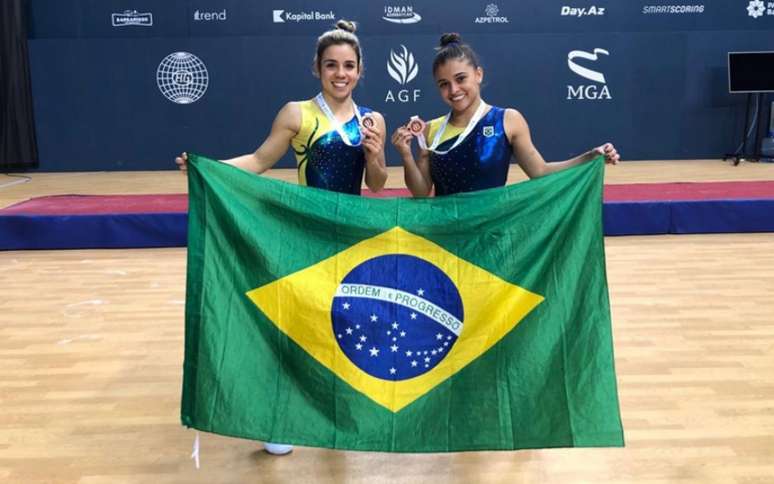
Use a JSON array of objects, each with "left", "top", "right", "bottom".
[{"left": 181, "top": 154, "right": 624, "bottom": 452}]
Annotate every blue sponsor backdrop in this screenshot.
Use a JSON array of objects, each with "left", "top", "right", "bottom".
[{"left": 27, "top": 0, "right": 774, "bottom": 170}]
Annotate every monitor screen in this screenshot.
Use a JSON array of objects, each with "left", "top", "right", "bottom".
[{"left": 728, "top": 51, "right": 774, "bottom": 93}]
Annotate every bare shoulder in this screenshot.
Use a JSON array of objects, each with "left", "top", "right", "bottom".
[
  {"left": 275, "top": 101, "right": 302, "bottom": 133},
  {"left": 503, "top": 108, "right": 529, "bottom": 136}
]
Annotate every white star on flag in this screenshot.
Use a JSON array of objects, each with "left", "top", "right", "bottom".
[
  {"left": 369, "top": 347, "right": 380, "bottom": 357},
  {"left": 343, "top": 302, "right": 350, "bottom": 310},
  {"left": 410, "top": 313, "right": 417, "bottom": 320},
  {"left": 370, "top": 314, "right": 378, "bottom": 322},
  {"left": 390, "top": 345, "right": 398, "bottom": 352},
  {"left": 417, "top": 288, "right": 425, "bottom": 296}
]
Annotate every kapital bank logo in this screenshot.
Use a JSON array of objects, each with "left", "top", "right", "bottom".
[
  {"left": 386, "top": 45, "right": 421, "bottom": 103},
  {"left": 383, "top": 5, "right": 422, "bottom": 24},
  {"left": 273, "top": 9, "right": 336, "bottom": 23},
  {"left": 111, "top": 10, "right": 152, "bottom": 27},
  {"left": 566, "top": 48, "right": 612, "bottom": 100}
]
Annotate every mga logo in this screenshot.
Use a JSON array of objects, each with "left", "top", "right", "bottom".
[
  {"left": 386, "top": 45, "right": 421, "bottom": 103},
  {"left": 566, "top": 48, "right": 612, "bottom": 101},
  {"left": 111, "top": 10, "right": 153, "bottom": 27}
]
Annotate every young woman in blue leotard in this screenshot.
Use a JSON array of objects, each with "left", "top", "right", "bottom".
[{"left": 392, "top": 33, "right": 619, "bottom": 197}]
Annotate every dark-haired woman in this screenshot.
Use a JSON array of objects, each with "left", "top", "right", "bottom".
[
  {"left": 176, "top": 20, "right": 387, "bottom": 456},
  {"left": 176, "top": 20, "right": 387, "bottom": 195},
  {"left": 391, "top": 33, "right": 619, "bottom": 197}
]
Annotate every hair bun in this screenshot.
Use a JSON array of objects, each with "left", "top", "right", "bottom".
[
  {"left": 336, "top": 19, "right": 357, "bottom": 33},
  {"left": 439, "top": 32, "right": 462, "bottom": 47}
]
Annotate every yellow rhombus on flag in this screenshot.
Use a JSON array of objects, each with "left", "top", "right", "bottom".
[{"left": 246, "top": 226, "right": 544, "bottom": 413}]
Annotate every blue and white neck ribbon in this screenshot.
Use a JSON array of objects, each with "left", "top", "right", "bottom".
[
  {"left": 314, "top": 93, "right": 363, "bottom": 147},
  {"left": 414, "top": 100, "right": 489, "bottom": 155}
]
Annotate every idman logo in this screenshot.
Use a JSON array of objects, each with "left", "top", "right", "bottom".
[
  {"left": 111, "top": 10, "right": 152, "bottom": 27},
  {"left": 156, "top": 52, "right": 209, "bottom": 104},
  {"left": 332, "top": 255, "right": 462, "bottom": 381},
  {"left": 566, "top": 48, "right": 612, "bottom": 101},
  {"left": 383, "top": 5, "right": 422, "bottom": 24},
  {"left": 386, "top": 45, "right": 421, "bottom": 103}
]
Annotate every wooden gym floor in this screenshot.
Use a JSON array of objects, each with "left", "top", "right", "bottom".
[{"left": 1, "top": 160, "right": 773, "bottom": 483}]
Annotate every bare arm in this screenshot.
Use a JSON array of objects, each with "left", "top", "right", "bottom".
[
  {"left": 361, "top": 112, "right": 388, "bottom": 192},
  {"left": 221, "top": 102, "right": 301, "bottom": 173},
  {"left": 175, "top": 102, "right": 300, "bottom": 174},
  {"left": 504, "top": 108, "right": 619, "bottom": 179},
  {"left": 391, "top": 125, "right": 433, "bottom": 197}
]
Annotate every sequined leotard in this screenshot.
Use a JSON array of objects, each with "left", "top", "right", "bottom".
[
  {"left": 290, "top": 100, "right": 371, "bottom": 195},
  {"left": 427, "top": 106, "right": 512, "bottom": 196}
]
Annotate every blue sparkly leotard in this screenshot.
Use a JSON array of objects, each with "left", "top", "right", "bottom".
[
  {"left": 290, "top": 100, "right": 371, "bottom": 195},
  {"left": 426, "top": 106, "right": 512, "bottom": 196}
]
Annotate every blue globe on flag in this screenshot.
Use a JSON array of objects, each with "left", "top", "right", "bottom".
[{"left": 331, "top": 254, "right": 464, "bottom": 381}]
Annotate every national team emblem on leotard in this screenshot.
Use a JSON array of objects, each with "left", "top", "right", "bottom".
[
  {"left": 482, "top": 125, "right": 494, "bottom": 137},
  {"left": 246, "top": 227, "right": 544, "bottom": 412}
]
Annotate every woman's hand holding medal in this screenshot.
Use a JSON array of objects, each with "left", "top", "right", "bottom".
[
  {"left": 391, "top": 115, "right": 427, "bottom": 158},
  {"left": 361, "top": 113, "right": 384, "bottom": 161}
]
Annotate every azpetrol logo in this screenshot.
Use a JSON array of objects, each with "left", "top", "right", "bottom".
[
  {"left": 386, "top": 45, "right": 421, "bottom": 103},
  {"left": 747, "top": 1, "right": 774, "bottom": 18},
  {"left": 272, "top": 9, "right": 336, "bottom": 23},
  {"left": 111, "top": 10, "right": 152, "bottom": 27},
  {"left": 383, "top": 5, "right": 422, "bottom": 24},
  {"left": 474, "top": 3, "right": 510, "bottom": 23},
  {"left": 566, "top": 48, "right": 612, "bottom": 101},
  {"left": 561, "top": 5, "right": 606, "bottom": 17}
]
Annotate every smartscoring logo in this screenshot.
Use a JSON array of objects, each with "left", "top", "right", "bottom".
[
  {"left": 474, "top": 3, "right": 510, "bottom": 23},
  {"left": 383, "top": 5, "right": 422, "bottom": 24},
  {"left": 111, "top": 10, "right": 152, "bottom": 27},
  {"left": 747, "top": 0, "right": 774, "bottom": 18},
  {"left": 272, "top": 9, "right": 336, "bottom": 23},
  {"left": 642, "top": 4, "right": 705, "bottom": 14},
  {"left": 386, "top": 45, "right": 421, "bottom": 103},
  {"left": 332, "top": 255, "right": 462, "bottom": 380},
  {"left": 561, "top": 5, "right": 606, "bottom": 17},
  {"left": 566, "top": 48, "right": 612, "bottom": 101},
  {"left": 156, "top": 52, "right": 209, "bottom": 104}
]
